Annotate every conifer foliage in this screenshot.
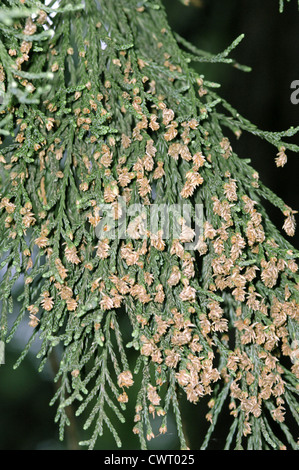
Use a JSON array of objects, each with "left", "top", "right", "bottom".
[{"left": 0, "top": 0, "right": 298, "bottom": 450}]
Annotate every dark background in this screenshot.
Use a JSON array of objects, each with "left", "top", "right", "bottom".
[{"left": 0, "top": 0, "right": 298, "bottom": 450}]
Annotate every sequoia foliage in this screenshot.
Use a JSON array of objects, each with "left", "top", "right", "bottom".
[{"left": 0, "top": 0, "right": 298, "bottom": 450}]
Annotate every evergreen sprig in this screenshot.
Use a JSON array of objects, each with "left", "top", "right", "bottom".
[{"left": 0, "top": 0, "right": 298, "bottom": 450}]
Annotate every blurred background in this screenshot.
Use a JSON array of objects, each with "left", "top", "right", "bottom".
[{"left": 0, "top": 0, "right": 298, "bottom": 450}]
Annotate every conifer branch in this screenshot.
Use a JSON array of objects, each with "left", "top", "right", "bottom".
[{"left": 0, "top": 0, "right": 298, "bottom": 450}]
